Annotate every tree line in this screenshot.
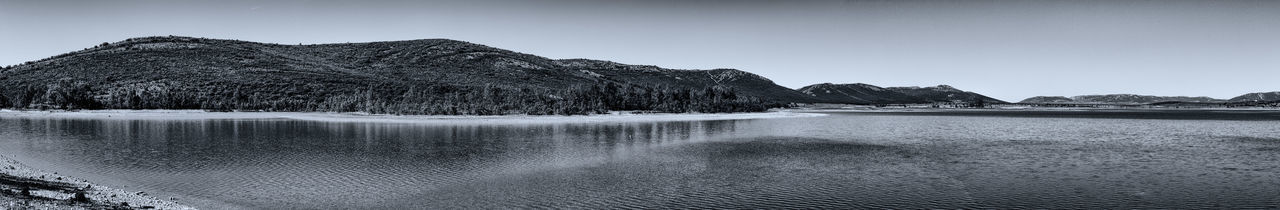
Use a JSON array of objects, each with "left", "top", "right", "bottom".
[{"left": 0, "top": 80, "right": 782, "bottom": 115}]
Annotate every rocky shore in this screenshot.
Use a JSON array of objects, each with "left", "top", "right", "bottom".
[{"left": 1, "top": 155, "right": 193, "bottom": 209}]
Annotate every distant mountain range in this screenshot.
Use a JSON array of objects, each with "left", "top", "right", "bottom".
[
  {"left": 798, "top": 83, "right": 1005, "bottom": 104},
  {"left": 0, "top": 36, "right": 816, "bottom": 103},
  {"left": 1019, "top": 92, "right": 1280, "bottom": 104},
  {"left": 0, "top": 36, "right": 830, "bottom": 114},
  {"left": 0, "top": 36, "right": 1273, "bottom": 112}
]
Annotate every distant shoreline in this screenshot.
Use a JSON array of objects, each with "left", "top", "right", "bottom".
[
  {"left": 0, "top": 109, "right": 826, "bottom": 124},
  {"left": 782, "top": 107, "right": 1280, "bottom": 121},
  {"left": 793, "top": 107, "right": 1280, "bottom": 112},
  {"left": 789, "top": 105, "right": 1280, "bottom": 112}
]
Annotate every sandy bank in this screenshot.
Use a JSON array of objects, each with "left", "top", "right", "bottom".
[
  {"left": 1, "top": 155, "right": 193, "bottom": 209},
  {"left": 0, "top": 110, "right": 826, "bottom": 124},
  {"left": 786, "top": 107, "right": 1280, "bottom": 113}
]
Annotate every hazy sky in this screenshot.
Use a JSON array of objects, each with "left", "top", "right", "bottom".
[{"left": 2, "top": 0, "right": 1278, "bottom": 101}]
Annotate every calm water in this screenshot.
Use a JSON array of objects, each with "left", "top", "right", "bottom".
[{"left": 2, "top": 110, "right": 1279, "bottom": 209}]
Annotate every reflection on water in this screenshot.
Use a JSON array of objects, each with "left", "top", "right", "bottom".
[
  {"left": 2, "top": 111, "right": 1280, "bottom": 209},
  {"left": 0, "top": 118, "right": 749, "bottom": 209}
]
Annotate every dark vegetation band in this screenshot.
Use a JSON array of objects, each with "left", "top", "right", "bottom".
[{"left": 0, "top": 81, "right": 783, "bottom": 115}]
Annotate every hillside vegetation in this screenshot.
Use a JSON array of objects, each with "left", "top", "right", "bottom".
[
  {"left": 1018, "top": 94, "right": 1228, "bottom": 104},
  {"left": 798, "top": 83, "right": 1006, "bottom": 105},
  {"left": 1018, "top": 96, "right": 1074, "bottom": 103},
  {"left": 1018, "top": 92, "right": 1280, "bottom": 106},
  {"left": 883, "top": 85, "right": 1006, "bottom": 104},
  {"left": 1230, "top": 91, "right": 1280, "bottom": 102},
  {"left": 797, "top": 83, "right": 921, "bottom": 104},
  {"left": 1069, "top": 94, "right": 1224, "bottom": 104},
  {"left": 0, "top": 36, "right": 790, "bottom": 115}
]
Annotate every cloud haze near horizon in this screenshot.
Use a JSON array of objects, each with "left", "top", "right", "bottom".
[{"left": 2, "top": 0, "right": 1277, "bottom": 101}]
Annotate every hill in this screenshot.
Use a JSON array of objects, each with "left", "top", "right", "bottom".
[
  {"left": 1071, "top": 94, "right": 1223, "bottom": 104},
  {"left": 0, "top": 36, "right": 810, "bottom": 114},
  {"left": 1229, "top": 91, "right": 1280, "bottom": 102},
  {"left": 883, "top": 85, "right": 1008, "bottom": 104},
  {"left": 796, "top": 83, "right": 1005, "bottom": 104},
  {"left": 1018, "top": 96, "right": 1074, "bottom": 103},
  {"left": 1017, "top": 94, "right": 1226, "bottom": 104},
  {"left": 796, "top": 83, "right": 923, "bottom": 104}
]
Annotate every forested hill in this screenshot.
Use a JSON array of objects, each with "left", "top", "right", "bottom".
[
  {"left": 1230, "top": 91, "right": 1280, "bottom": 102},
  {"left": 799, "top": 83, "right": 1007, "bottom": 104},
  {"left": 1017, "top": 94, "right": 1226, "bottom": 104},
  {"left": 0, "top": 36, "right": 812, "bottom": 115},
  {"left": 797, "top": 83, "right": 924, "bottom": 104},
  {"left": 883, "top": 85, "right": 1008, "bottom": 104}
]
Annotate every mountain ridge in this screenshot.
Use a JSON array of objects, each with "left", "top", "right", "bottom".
[
  {"left": 797, "top": 83, "right": 1006, "bottom": 104},
  {"left": 883, "top": 85, "right": 1007, "bottom": 104},
  {"left": 1016, "top": 93, "right": 1267, "bottom": 104},
  {"left": 0, "top": 36, "right": 809, "bottom": 114},
  {"left": 797, "top": 83, "right": 923, "bottom": 104},
  {"left": 2, "top": 36, "right": 802, "bottom": 95},
  {"left": 1229, "top": 91, "right": 1280, "bottom": 102},
  {"left": 5, "top": 36, "right": 1269, "bottom": 109}
]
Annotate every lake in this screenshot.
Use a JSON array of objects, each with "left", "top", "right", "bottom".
[{"left": 2, "top": 110, "right": 1279, "bottom": 209}]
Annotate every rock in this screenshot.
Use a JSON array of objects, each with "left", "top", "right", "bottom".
[{"left": 72, "top": 191, "right": 90, "bottom": 202}]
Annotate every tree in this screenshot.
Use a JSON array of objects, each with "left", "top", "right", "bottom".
[{"left": 0, "top": 87, "right": 9, "bottom": 108}]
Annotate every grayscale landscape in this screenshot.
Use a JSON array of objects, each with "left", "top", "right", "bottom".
[{"left": 1, "top": 0, "right": 1278, "bottom": 209}]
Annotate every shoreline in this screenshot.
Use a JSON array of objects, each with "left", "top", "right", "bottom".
[
  {"left": 1, "top": 155, "right": 193, "bottom": 209},
  {"left": 0, "top": 109, "right": 827, "bottom": 124},
  {"left": 788, "top": 106, "right": 1280, "bottom": 112}
]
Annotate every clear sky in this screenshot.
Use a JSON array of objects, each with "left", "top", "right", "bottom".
[{"left": 2, "top": 0, "right": 1277, "bottom": 101}]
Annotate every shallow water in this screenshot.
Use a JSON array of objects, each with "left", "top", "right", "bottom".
[{"left": 2, "top": 111, "right": 1279, "bottom": 209}]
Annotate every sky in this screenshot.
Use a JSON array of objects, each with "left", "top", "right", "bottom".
[{"left": 2, "top": 0, "right": 1278, "bottom": 102}]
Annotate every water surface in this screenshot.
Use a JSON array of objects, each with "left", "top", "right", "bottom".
[{"left": 1, "top": 110, "right": 1278, "bottom": 209}]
